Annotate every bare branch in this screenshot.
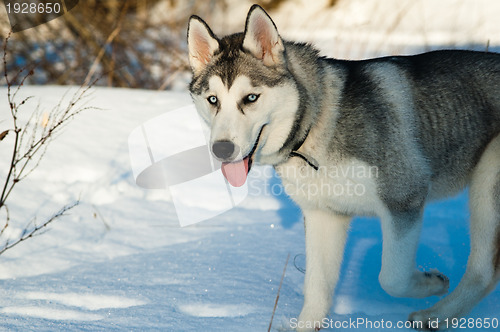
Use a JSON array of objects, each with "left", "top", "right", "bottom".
[
  {"left": 0, "top": 201, "right": 80, "bottom": 256},
  {"left": 0, "top": 31, "right": 96, "bottom": 257},
  {"left": 0, "top": 204, "right": 10, "bottom": 238},
  {"left": 1, "top": 31, "right": 20, "bottom": 210}
]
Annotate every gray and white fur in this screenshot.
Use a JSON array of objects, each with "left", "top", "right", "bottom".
[{"left": 187, "top": 4, "right": 500, "bottom": 331}]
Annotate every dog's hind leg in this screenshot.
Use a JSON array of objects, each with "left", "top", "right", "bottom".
[
  {"left": 409, "top": 134, "right": 500, "bottom": 331},
  {"left": 378, "top": 209, "right": 450, "bottom": 299},
  {"left": 297, "top": 209, "right": 351, "bottom": 332}
]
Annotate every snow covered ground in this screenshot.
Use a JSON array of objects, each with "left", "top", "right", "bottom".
[
  {"left": 1, "top": 0, "right": 500, "bottom": 331},
  {"left": 0, "top": 84, "right": 498, "bottom": 331}
]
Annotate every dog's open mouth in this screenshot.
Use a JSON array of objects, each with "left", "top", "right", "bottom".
[{"left": 220, "top": 125, "right": 265, "bottom": 187}]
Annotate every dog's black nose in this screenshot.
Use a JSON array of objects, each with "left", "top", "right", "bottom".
[{"left": 212, "top": 140, "right": 237, "bottom": 160}]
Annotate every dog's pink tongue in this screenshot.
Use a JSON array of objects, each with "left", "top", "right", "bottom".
[{"left": 221, "top": 157, "right": 249, "bottom": 187}]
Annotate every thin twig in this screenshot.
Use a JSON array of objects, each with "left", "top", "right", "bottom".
[
  {"left": 0, "top": 31, "right": 19, "bottom": 210},
  {"left": 1, "top": 30, "right": 96, "bottom": 256},
  {"left": 92, "top": 204, "right": 111, "bottom": 231},
  {"left": 268, "top": 253, "right": 290, "bottom": 332},
  {"left": 83, "top": 1, "right": 128, "bottom": 86},
  {"left": 0, "top": 204, "right": 10, "bottom": 237},
  {"left": 0, "top": 201, "right": 80, "bottom": 255}
]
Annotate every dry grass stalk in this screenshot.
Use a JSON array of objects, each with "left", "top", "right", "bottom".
[
  {"left": 0, "top": 32, "right": 95, "bottom": 255},
  {"left": 268, "top": 253, "right": 290, "bottom": 332}
]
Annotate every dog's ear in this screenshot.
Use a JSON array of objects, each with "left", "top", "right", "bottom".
[
  {"left": 188, "top": 16, "right": 219, "bottom": 75},
  {"left": 243, "top": 5, "right": 285, "bottom": 66}
]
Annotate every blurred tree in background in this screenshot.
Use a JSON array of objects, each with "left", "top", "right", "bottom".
[
  {"left": 0, "top": 0, "right": 211, "bottom": 89},
  {"left": 0, "top": 0, "right": 336, "bottom": 90}
]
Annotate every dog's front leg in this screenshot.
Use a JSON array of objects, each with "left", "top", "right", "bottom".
[{"left": 297, "top": 209, "right": 351, "bottom": 332}]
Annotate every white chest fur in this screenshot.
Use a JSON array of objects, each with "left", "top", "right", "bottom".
[{"left": 275, "top": 157, "right": 384, "bottom": 216}]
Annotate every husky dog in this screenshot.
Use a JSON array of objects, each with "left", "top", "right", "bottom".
[{"left": 187, "top": 4, "right": 500, "bottom": 331}]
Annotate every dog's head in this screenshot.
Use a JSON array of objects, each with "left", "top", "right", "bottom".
[{"left": 187, "top": 5, "right": 300, "bottom": 186}]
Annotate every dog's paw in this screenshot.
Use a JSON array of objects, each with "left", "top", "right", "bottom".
[
  {"left": 408, "top": 310, "right": 449, "bottom": 331},
  {"left": 380, "top": 269, "right": 449, "bottom": 298},
  {"left": 418, "top": 270, "right": 450, "bottom": 297}
]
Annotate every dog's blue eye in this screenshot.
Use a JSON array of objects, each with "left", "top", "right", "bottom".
[
  {"left": 245, "top": 94, "right": 259, "bottom": 103},
  {"left": 208, "top": 96, "right": 218, "bottom": 105}
]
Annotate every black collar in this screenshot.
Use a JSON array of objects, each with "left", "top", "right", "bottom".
[{"left": 289, "top": 127, "right": 319, "bottom": 170}]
